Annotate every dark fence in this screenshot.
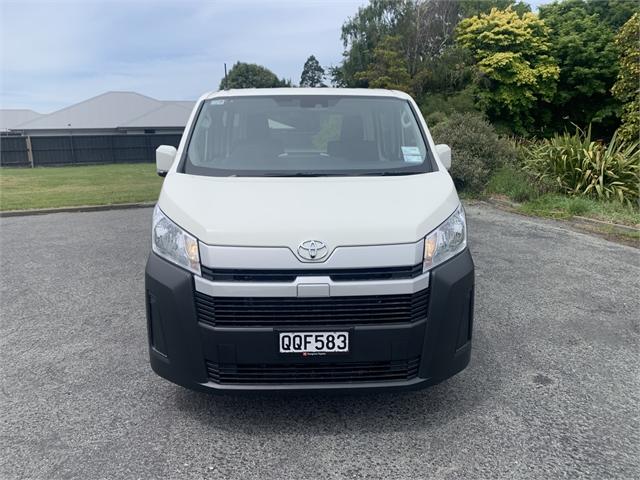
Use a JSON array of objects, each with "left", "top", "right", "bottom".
[
  {"left": 0, "top": 136, "right": 29, "bottom": 167},
  {"left": 0, "top": 133, "right": 182, "bottom": 167}
]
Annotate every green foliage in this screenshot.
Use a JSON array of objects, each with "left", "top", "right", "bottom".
[
  {"left": 612, "top": 13, "right": 640, "bottom": 143},
  {"left": 486, "top": 165, "right": 541, "bottom": 202},
  {"left": 459, "top": 0, "right": 530, "bottom": 18},
  {"left": 518, "top": 193, "right": 640, "bottom": 226},
  {"left": 486, "top": 165, "right": 640, "bottom": 225},
  {"left": 300, "top": 55, "right": 326, "bottom": 87},
  {"left": 456, "top": 7, "right": 560, "bottom": 134},
  {"left": 524, "top": 126, "right": 640, "bottom": 205},
  {"left": 337, "top": 0, "right": 409, "bottom": 87},
  {"left": 336, "top": 0, "right": 496, "bottom": 88},
  {"left": 585, "top": 0, "right": 639, "bottom": 29},
  {"left": 424, "top": 111, "right": 449, "bottom": 126},
  {"left": 219, "top": 62, "right": 288, "bottom": 89},
  {"left": 430, "top": 111, "right": 517, "bottom": 192},
  {"left": 327, "top": 65, "right": 346, "bottom": 87},
  {"left": 354, "top": 35, "right": 412, "bottom": 92},
  {"left": 421, "top": 87, "right": 479, "bottom": 125},
  {"left": 336, "top": 1, "right": 535, "bottom": 93},
  {"left": 538, "top": 0, "right": 620, "bottom": 135},
  {"left": 414, "top": 46, "right": 475, "bottom": 95}
]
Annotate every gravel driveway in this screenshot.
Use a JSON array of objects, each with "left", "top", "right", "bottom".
[{"left": 1, "top": 205, "right": 638, "bottom": 479}]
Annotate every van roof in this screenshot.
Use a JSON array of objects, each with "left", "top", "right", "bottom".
[{"left": 205, "top": 88, "right": 412, "bottom": 101}]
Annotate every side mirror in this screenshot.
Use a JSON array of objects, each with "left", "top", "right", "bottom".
[
  {"left": 156, "top": 145, "right": 177, "bottom": 177},
  {"left": 435, "top": 144, "right": 451, "bottom": 170}
]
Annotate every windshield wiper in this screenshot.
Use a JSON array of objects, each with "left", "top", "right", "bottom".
[
  {"left": 261, "top": 172, "right": 348, "bottom": 177},
  {"left": 354, "top": 171, "right": 416, "bottom": 176}
]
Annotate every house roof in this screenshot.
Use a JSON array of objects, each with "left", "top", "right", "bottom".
[
  {"left": 170, "top": 101, "right": 197, "bottom": 110},
  {"left": 0, "top": 109, "right": 43, "bottom": 131},
  {"left": 121, "top": 102, "right": 194, "bottom": 128},
  {"left": 10, "top": 92, "right": 195, "bottom": 131}
]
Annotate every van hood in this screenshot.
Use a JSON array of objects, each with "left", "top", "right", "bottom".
[{"left": 158, "top": 172, "right": 459, "bottom": 250}]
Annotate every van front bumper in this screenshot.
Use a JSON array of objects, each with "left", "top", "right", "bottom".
[{"left": 145, "top": 249, "right": 474, "bottom": 392}]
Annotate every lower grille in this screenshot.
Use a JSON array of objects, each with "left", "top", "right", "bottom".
[
  {"left": 205, "top": 357, "right": 421, "bottom": 384},
  {"left": 195, "top": 289, "right": 429, "bottom": 327}
]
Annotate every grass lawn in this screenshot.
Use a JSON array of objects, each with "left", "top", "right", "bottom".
[
  {"left": 484, "top": 166, "right": 640, "bottom": 241},
  {"left": 0, "top": 163, "right": 163, "bottom": 211}
]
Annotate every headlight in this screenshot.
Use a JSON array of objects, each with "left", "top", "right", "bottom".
[
  {"left": 423, "top": 204, "right": 467, "bottom": 271},
  {"left": 152, "top": 205, "right": 200, "bottom": 275}
]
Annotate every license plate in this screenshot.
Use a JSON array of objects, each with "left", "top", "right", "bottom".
[{"left": 279, "top": 332, "right": 349, "bottom": 354}]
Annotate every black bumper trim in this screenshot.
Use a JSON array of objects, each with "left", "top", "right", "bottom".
[
  {"left": 205, "top": 357, "right": 420, "bottom": 384},
  {"left": 145, "top": 248, "right": 474, "bottom": 392}
]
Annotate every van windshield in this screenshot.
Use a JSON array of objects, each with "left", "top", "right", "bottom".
[{"left": 183, "top": 95, "right": 432, "bottom": 177}]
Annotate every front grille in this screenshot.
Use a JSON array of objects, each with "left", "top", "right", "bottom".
[
  {"left": 201, "top": 264, "right": 423, "bottom": 283},
  {"left": 195, "top": 288, "right": 429, "bottom": 327},
  {"left": 205, "top": 357, "right": 421, "bottom": 384}
]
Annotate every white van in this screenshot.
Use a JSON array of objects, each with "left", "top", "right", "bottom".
[{"left": 146, "top": 88, "right": 474, "bottom": 392}]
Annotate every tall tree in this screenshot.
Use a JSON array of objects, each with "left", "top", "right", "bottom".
[
  {"left": 459, "top": 0, "right": 530, "bottom": 18},
  {"left": 336, "top": 0, "right": 409, "bottom": 87},
  {"left": 612, "top": 13, "right": 640, "bottom": 142},
  {"left": 333, "top": 0, "right": 532, "bottom": 88},
  {"left": 405, "top": 0, "right": 460, "bottom": 74},
  {"left": 539, "top": 0, "right": 620, "bottom": 135},
  {"left": 219, "top": 62, "right": 288, "bottom": 89},
  {"left": 300, "top": 55, "right": 326, "bottom": 87},
  {"left": 354, "top": 35, "right": 412, "bottom": 92},
  {"left": 585, "top": 0, "right": 639, "bottom": 29},
  {"left": 456, "top": 7, "right": 559, "bottom": 134}
]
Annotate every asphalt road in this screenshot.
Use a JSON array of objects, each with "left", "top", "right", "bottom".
[{"left": 1, "top": 205, "right": 638, "bottom": 480}]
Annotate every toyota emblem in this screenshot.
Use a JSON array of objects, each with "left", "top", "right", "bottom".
[{"left": 298, "top": 240, "right": 328, "bottom": 261}]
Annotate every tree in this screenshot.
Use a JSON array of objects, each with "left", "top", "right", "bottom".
[
  {"left": 336, "top": 0, "right": 409, "bottom": 87},
  {"left": 414, "top": 45, "right": 474, "bottom": 95},
  {"left": 456, "top": 7, "right": 559, "bottom": 134},
  {"left": 459, "top": 0, "right": 530, "bottom": 18},
  {"left": 328, "top": 65, "right": 346, "bottom": 87},
  {"left": 354, "top": 35, "right": 412, "bottom": 92},
  {"left": 612, "top": 13, "right": 640, "bottom": 142},
  {"left": 585, "top": 0, "right": 639, "bottom": 29},
  {"left": 300, "top": 55, "right": 326, "bottom": 87},
  {"left": 333, "top": 0, "right": 533, "bottom": 89},
  {"left": 219, "top": 62, "right": 288, "bottom": 89},
  {"left": 336, "top": 0, "right": 462, "bottom": 86},
  {"left": 539, "top": 0, "right": 620, "bottom": 136}
]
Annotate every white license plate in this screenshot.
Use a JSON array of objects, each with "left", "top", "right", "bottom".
[{"left": 279, "top": 332, "right": 349, "bottom": 353}]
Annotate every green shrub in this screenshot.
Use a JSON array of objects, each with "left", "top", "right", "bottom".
[
  {"left": 420, "top": 88, "right": 478, "bottom": 119},
  {"left": 424, "top": 111, "right": 449, "bottom": 127},
  {"left": 430, "top": 112, "right": 517, "bottom": 192},
  {"left": 486, "top": 166, "right": 540, "bottom": 202},
  {"left": 508, "top": 137, "right": 537, "bottom": 167},
  {"left": 612, "top": 13, "right": 640, "bottom": 144},
  {"left": 524, "top": 126, "right": 640, "bottom": 205}
]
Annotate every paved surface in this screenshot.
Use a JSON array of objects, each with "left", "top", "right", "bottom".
[{"left": 1, "top": 205, "right": 638, "bottom": 480}]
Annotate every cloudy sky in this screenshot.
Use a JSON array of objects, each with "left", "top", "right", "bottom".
[
  {"left": 0, "top": 0, "right": 366, "bottom": 112},
  {"left": 1, "top": 0, "right": 546, "bottom": 113}
]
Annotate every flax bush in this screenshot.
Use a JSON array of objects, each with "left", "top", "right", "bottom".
[{"left": 524, "top": 126, "right": 640, "bottom": 205}]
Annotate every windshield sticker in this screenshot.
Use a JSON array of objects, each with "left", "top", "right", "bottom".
[
  {"left": 402, "top": 146, "right": 422, "bottom": 163},
  {"left": 209, "top": 99, "right": 225, "bottom": 105}
]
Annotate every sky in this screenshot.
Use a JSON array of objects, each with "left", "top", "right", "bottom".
[
  {"left": 0, "top": 0, "right": 367, "bottom": 112},
  {"left": 1, "top": 0, "right": 547, "bottom": 113}
]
